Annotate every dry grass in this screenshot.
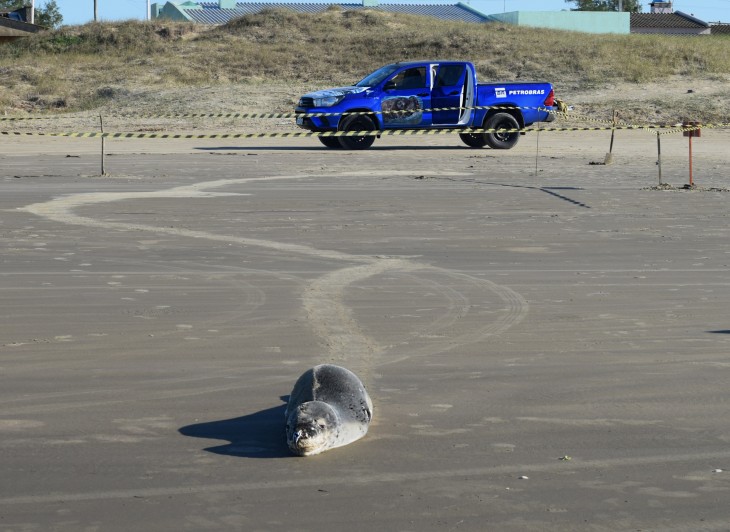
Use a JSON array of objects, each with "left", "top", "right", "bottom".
[{"left": 0, "top": 9, "right": 729, "bottom": 122}]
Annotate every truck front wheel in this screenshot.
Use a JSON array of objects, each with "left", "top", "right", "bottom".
[
  {"left": 459, "top": 133, "right": 488, "bottom": 148},
  {"left": 338, "top": 114, "right": 376, "bottom": 150},
  {"left": 484, "top": 112, "right": 520, "bottom": 149}
]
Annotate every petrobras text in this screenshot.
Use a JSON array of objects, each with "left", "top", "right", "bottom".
[{"left": 508, "top": 89, "right": 546, "bottom": 96}]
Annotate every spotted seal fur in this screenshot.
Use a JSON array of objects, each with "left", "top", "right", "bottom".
[{"left": 285, "top": 364, "right": 373, "bottom": 456}]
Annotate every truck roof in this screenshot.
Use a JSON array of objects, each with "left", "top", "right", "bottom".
[{"left": 390, "top": 60, "right": 471, "bottom": 67}]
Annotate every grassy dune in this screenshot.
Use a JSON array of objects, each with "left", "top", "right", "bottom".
[{"left": 1, "top": 9, "right": 729, "bottom": 122}]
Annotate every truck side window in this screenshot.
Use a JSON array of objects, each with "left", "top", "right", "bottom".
[
  {"left": 435, "top": 65, "right": 465, "bottom": 88},
  {"left": 390, "top": 67, "right": 427, "bottom": 90}
]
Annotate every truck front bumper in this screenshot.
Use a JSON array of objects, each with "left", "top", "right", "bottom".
[{"left": 295, "top": 109, "right": 337, "bottom": 131}]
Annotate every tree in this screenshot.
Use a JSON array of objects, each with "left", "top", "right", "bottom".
[
  {"left": 565, "top": 0, "right": 643, "bottom": 12},
  {"left": 36, "top": 0, "right": 62, "bottom": 28},
  {"left": 0, "top": 0, "right": 24, "bottom": 8},
  {"left": 0, "top": 0, "right": 64, "bottom": 28}
]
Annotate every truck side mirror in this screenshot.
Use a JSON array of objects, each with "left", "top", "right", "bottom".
[{"left": 384, "top": 80, "right": 396, "bottom": 91}]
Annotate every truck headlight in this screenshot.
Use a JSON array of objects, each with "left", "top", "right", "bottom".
[{"left": 313, "top": 95, "right": 345, "bottom": 108}]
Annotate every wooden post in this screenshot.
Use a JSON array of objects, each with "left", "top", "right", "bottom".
[
  {"left": 534, "top": 120, "right": 540, "bottom": 176},
  {"left": 604, "top": 109, "right": 618, "bottom": 165},
  {"left": 609, "top": 109, "right": 618, "bottom": 153},
  {"left": 688, "top": 134, "right": 693, "bottom": 187},
  {"left": 683, "top": 121, "right": 701, "bottom": 188},
  {"left": 99, "top": 114, "right": 106, "bottom": 176},
  {"left": 657, "top": 132, "right": 662, "bottom": 185}
]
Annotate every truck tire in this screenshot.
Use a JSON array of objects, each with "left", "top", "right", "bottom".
[
  {"left": 484, "top": 112, "right": 520, "bottom": 150},
  {"left": 338, "top": 114, "right": 376, "bottom": 150},
  {"left": 459, "top": 133, "right": 488, "bottom": 148},
  {"left": 318, "top": 136, "right": 342, "bottom": 149}
]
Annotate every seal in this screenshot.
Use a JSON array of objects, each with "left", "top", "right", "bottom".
[{"left": 285, "top": 364, "right": 373, "bottom": 456}]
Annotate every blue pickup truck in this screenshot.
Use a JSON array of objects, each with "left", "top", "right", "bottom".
[{"left": 295, "top": 60, "right": 557, "bottom": 150}]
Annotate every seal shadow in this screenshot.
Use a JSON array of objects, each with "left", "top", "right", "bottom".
[{"left": 179, "top": 396, "right": 291, "bottom": 458}]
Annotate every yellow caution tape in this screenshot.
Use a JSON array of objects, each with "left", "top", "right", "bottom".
[
  {"left": 2, "top": 123, "right": 726, "bottom": 140},
  {"left": 0, "top": 104, "right": 559, "bottom": 121},
  {"left": 4, "top": 105, "right": 726, "bottom": 140}
]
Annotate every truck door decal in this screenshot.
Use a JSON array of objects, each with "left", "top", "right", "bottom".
[
  {"left": 382, "top": 96, "right": 424, "bottom": 125},
  {"left": 380, "top": 66, "right": 429, "bottom": 126}
]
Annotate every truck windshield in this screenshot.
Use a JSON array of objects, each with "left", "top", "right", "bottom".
[{"left": 355, "top": 64, "right": 400, "bottom": 88}]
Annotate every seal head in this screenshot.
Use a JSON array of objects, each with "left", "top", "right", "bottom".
[{"left": 286, "top": 400, "right": 339, "bottom": 456}]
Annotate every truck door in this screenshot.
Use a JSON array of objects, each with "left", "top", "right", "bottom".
[
  {"left": 431, "top": 64, "right": 473, "bottom": 126},
  {"left": 380, "top": 66, "right": 432, "bottom": 128}
]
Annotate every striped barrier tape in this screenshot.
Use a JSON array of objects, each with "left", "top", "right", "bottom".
[
  {"left": 2, "top": 123, "right": 727, "bottom": 140},
  {"left": 550, "top": 112, "right": 629, "bottom": 127},
  {"left": 4, "top": 103, "right": 722, "bottom": 132},
  {"left": 0, "top": 112, "right": 293, "bottom": 121},
  {"left": 0, "top": 115, "right": 78, "bottom": 121},
  {"left": 4, "top": 108, "right": 724, "bottom": 136},
  {"left": 1, "top": 104, "right": 561, "bottom": 121}
]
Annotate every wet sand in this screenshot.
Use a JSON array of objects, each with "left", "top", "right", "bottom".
[{"left": 2, "top": 129, "right": 730, "bottom": 530}]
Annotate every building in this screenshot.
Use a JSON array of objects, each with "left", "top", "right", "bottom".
[
  {"left": 486, "top": 11, "right": 629, "bottom": 34},
  {"left": 648, "top": 1, "right": 673, "bottom": 14},
  {"left": 0, "top": 6, "right": 42, "bottom": 43},
  {"left": 151, "top": 0, "right": 491, "bottom": 24},
  {"left": 631, "top": 11, "right": 711, "bottom": 35},
  {"left": 710, "top": 23, "right": 730, "bottom": 35},
  {"left": 151, "top": 0, "right": 723, "bottom": 36},
  {"left": 629, "top": 1, "right": 711, "bottom": 35},
  {"left": 488, "top": 1, "right": 715, "bottom": 35}
]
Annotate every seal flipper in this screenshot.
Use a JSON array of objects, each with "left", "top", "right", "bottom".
[{"left": 285, "top": 368, "right": 315, "bottom": 419}]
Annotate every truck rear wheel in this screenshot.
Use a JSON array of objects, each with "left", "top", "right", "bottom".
[
  {"left": 484, "top": 112, "right": 520, "bottom": 149},
  {"left": 459, "top": 133, "right": 488, "bottom": 148},
  {"left": 318, "top": 136, "right": 342, "bottom": 149},
  {"left": 338, "top": 114, "right": 376, "bottom": 150}
]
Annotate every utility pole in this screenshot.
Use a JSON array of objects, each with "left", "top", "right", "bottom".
[
  {"left": 94, "top": 0, "right": 98, "bottom": 22},
  {"left": 618, "top": 0, "right": 623, "bottom": 11},
  {"left": 30, "top": 0, "right": 34, "bottom": 23},
  {"left": 147, "top": 0, "right": 151, "bottom": 20}
]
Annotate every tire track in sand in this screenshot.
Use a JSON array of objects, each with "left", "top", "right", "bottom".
[{"left": 21, "top": 174, "right": 528, "bottom": 386}]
